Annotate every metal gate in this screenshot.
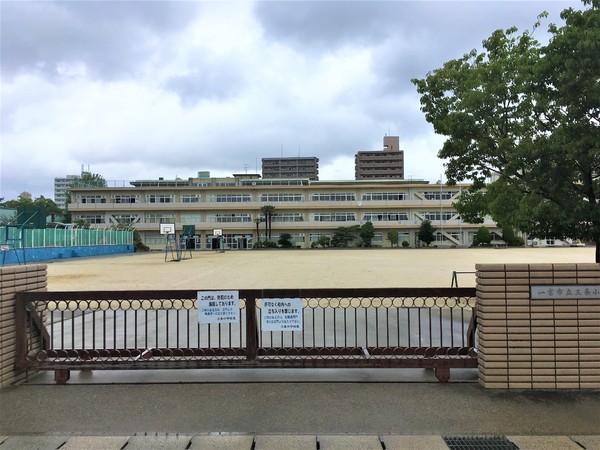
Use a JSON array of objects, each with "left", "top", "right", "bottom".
[{"left": 15, "top": 288, "right": 477, "bottom": 384}]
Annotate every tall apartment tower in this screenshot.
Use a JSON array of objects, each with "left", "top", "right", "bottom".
[
  {"left": 262, "top": 157, "right": 319, "bottom": 180},
  {"left": 54, "top": 175, "right": 79, "bottom": 210},
  {"left": 355, "top": 136, "right": 404, "bottom": 180}
]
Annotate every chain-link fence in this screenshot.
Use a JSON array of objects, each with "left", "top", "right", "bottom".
[{"left": 1, "top": 227, "right": 133, "bottom": 248}]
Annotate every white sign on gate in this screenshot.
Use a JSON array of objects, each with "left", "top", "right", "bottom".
[
  {"left": 197, "top": 290, "right": 240, "bottom": 324},
  {"left": 261, "top": 298, "right": 303, "bottom": 331}
]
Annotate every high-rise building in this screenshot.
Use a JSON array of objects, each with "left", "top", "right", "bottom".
[
  {"left": 54, "top": 175, "right": 79, "bottom": 210},
  {"left": 262, "top": 157, "right": 319, "bottom": 180},
  {"left": 355, "top": 136, "right": 404, "bottom": 180}
]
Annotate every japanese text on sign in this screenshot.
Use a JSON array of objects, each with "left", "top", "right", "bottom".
[
  {"left": 197, "top": 290, "right": 240, "bottom": 324},
  {"left": 261, "top": 298, "right": 303, "bottom": 332},
  {"left": 531, "top": 285, "right": 600, "bottom": 300}
]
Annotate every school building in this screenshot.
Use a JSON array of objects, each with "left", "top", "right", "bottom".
[{"left": 67, "top": 173, "right": 499, "bottom": 250}]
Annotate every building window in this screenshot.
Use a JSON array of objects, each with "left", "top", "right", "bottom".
[
  {"left": 111, "top": 214, "right": 138, "bottom": 224},
  {"left": 207, "top": 194, "right": 251, "bottom": 202},
  {"left": 422, "top": 191, "right": 456, "bottom": 201},
  {"left": 421, "top": 212, "right": 455, "bottom": 221},
  {"left": 181, "top": 194, "right": 200, "bottom": 203},
  {"left": 260, "top": 193, "right": 304, "bottom": 202},
  {"left": 312, "top": 212, "right": 356, "bottom": 222},
  {"left": 310, "top": 193, "right": 355, "bottom": 202},
  {"left": 112, "top": 195, "right": 138, "bottom": 204},
  {"left": 180, "top": 213, "right": 202, "bottom": 223},
  {"left": 76, "top": 215, "right": 104, "bottom": 224},
  {"left": 363, "top": 212, "right": 409, "bottom": 222},
  {"left": 271, "top": 213, "right": 304, "bottom": 222},
  {"left": 145, "top": 233, "right": 166, "bottom": 245},
  {"left": 362, "top": 192, "right": 407, "bottom": 201},
  {"left": 146, "top": 194, "right": 174, "bottom": 203},
  {"left": 79, "top": 195, "right": 106, "bottom": 204},
  {"left": 146, "top": 214, "right": 176, "bottom": 224},
  {"left": 208, "top": 214, "right": 252, "bottom": 223},
  {"left": 310, "top": 233, "right": 331, "bottom": 243}
]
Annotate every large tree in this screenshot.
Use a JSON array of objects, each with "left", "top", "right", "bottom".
[
  {"left": 418, "top": 220, "right": 437, "bottom": 247},
  {"left": 1, "top": 194, "right": 61, "bottom": 223},
  {"left": 70, "top": 172, "right": 107, "bottom": 188},
  {"left": 412, "top": 1, "right": 599, "bottom": 262}
]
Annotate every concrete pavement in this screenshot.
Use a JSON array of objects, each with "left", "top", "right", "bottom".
[
  {"left": 1, "top": 371, "right": 599, "bottom": 449},
  {"left": 1, "top": 433, "right": 600, "bottom": 449}
]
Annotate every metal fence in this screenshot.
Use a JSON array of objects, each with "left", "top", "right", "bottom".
[
  {"left": 16, "top": 288, "right": 478, "bottom": 383},
  {"left": 2, "top": 227, "right": 133, "bottom": 248}
]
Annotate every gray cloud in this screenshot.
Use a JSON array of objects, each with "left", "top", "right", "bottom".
[
  {"left": 253, "top": 1, "right": 391, "bottom": 52},
  {"left": 0, "top": 1, "right": 197, "bottom": 81},
  {"left": 0, "top": 0, "right": 584, "bottom": 201}
]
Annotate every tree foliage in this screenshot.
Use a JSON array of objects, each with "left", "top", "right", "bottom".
[
  {"left": 332, "top": 225, "right": 360, "bottom": 247},
  {"left": 418, "top": 220, "right": 437, "bottom": 247},
  {"left": 278, "top": 233, "right": 293, "bottom": 248},
  {"left": 387, "top": 230, "right": 400, "bottom": 248},
  {"left": 473, "top": 226, "right": 493, "bottom": 247},
  {"left": 1, "top": 194, "right": 62, "bottom": 222},
  {"left": 359, "top": 221, "right": 375, "bottom": 247},
  {"left": 70, "top": 172, "right": 107, "bottom": 188},
  {"left": 412, "top": 1, "right": 600, "bottom": 261}
]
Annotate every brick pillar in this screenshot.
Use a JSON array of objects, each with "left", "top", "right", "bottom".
[
  {"left": 476, "top": 263, "right": 600, "bottom": 389},
  {"left": 0, "top": 264, "right": 47, "bottom": 388}
]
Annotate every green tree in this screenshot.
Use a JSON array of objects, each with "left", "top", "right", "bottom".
[
  {"left": 71, "top": 172, "right": 107, "bottom": 188},
  {"left": 418, "top": 220, "right": 437, "bottom": 247},
  {"left": 331, "top": 225, "right": 360, "bottom": 247},
  {"left": 473, "top": 226, "right": 493, "bottom": 247},
  {"left": 501, "top": 225, "right": 521, "bottom": 246},
  {"left": 1, "top": 194, "right": 61, "bottom": 223},
  {"left": 33, "top": 196, "right": 62, "bottom": 222},
  {"left": 359, "top": 221, "right": 375, "bottom": 247},
  {"left": 317, "top": 235, "right": 331, "bottom": 248},
  {"left": 260, "top": 205, "right": 275, "bottom": 241},
  {"left": 277, "top": 233, "right": 293, "bottom": 248},
  {"left": 387, "top": 230, "right": 400, "bottom": 248},
  {"left": 412, "top": 1, "right": 599, "bottom": 262}
]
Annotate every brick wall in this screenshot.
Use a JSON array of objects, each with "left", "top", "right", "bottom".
[
  {"left": 0, "top": 264, "right": 47, "bottom": 388},
  {"left": 476, "top": 263, "right": 600, "bottom": 389}
]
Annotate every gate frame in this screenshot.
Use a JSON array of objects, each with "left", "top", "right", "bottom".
[{"left": 15, "top": 287, "right": 478, "bottom": 384}]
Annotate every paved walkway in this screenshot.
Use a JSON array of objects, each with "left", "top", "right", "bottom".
[
  {"left": 1, "top": 433, "right": 599, "bottom": 449},
  {"left": 1, "top": 371, "right": 599, "bottom": 449}
]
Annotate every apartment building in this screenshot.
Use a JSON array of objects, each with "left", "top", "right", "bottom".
[
  {"left": 54, "top": 175, "right": 79, "bottom": 210},
  {"left": 355, "top": 136, "right": 404, "bottom": 180},
  {"left": 262, "top": 157, "right": 319, "bottom": 180},
  {"left": 67, "top": 173, "right": 498, "bottom": 250}
]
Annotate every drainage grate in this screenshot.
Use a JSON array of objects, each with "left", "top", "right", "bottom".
[{"left": 443, "top": 435, "right": 519, "bottom": 450}]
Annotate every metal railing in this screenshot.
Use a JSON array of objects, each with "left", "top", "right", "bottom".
[{"left": 15, "top": 288, "right": 477, "bottom": 384}]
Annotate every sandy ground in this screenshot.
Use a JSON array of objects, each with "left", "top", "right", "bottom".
[{"left": 45, "top": 246, "right": 596, "bottom": 291}]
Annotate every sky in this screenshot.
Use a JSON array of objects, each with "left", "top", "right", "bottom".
[{"left": 0, "top": 0, "right": 583, "bottom": 202}]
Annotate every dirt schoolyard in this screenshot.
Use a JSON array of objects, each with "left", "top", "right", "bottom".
[{"left": 45, "top": 247, "right": 596, "bottom": 291}]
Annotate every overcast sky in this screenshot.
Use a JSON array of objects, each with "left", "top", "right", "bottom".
[{"left": 0, "top": 0, "right": 582, "bottom": 201}]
